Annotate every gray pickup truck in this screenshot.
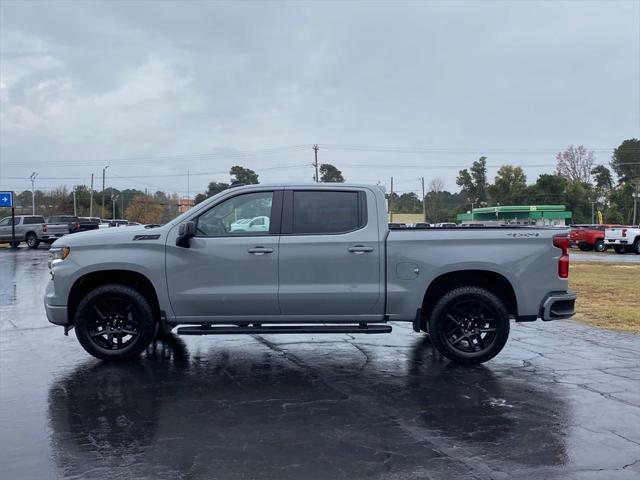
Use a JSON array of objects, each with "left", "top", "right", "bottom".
[
  {"left": 44, "top": 183, "right": 575, "bottom": 364},
  {"left": 0, "top": 215, "right": 68, "bottom": 248}
]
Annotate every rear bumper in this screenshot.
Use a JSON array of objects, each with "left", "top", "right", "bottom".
[
  {"left": 539, "top": 291, "right": 576, "bottom": 321},
  {"left": 605, "top": 239, "right": 627, "bottom": 245}
]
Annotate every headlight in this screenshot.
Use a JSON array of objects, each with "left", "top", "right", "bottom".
[{"left": 48, "top": 247, "right": 70, "bottom": 269}]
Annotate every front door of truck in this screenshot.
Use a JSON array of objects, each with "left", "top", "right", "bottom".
[
  {"left": 166, "top": 189, "right": 282, "bottom": 321},
  {"left": 277, "top": 189, "right": 383, "bottom": 319}
]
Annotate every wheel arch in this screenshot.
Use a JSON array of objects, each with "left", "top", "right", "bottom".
[
  {"left": 67, "top": 270, "right": 161, "bottom": 325},
  {"left": 421, "top": 269, "right": 517, "bottom": 327}
]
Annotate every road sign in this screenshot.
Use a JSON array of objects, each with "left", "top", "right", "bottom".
[{"left": 0, "top": 191, "right": 14, "bottom": 208}]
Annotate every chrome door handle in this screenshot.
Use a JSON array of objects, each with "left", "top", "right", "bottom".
[
  {"left": 348, "top": 245, "right": 374, "bottom": 254},
  {"left": 248, "top": 246, "right": 274, "bottom": 255}
]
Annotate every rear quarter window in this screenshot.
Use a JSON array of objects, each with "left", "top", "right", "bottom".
[{"left": 23, "top": 216, "right": 45, "bottom": 224}]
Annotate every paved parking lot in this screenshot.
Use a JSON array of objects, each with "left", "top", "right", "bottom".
[{"left": 1, "top": 247, "right": 639, "bottom": 479}]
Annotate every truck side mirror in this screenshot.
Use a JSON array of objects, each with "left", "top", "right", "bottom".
[{"left": 176, "top": 221, "right": 196, "bottom": 248}]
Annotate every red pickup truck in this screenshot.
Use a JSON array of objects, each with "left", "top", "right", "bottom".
[{"left": 569, "top": 224, "right": 622, "bottom": 252}]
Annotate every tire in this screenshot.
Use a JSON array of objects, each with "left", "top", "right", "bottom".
[
  {"left": 428, "top": 286, "right": 510, "bottom": 364},
  {"left": 614, "top": 245, "right": 627, "bottom": 254},
  {"left": 633, "top": 238, "right": 640, "bottom": 255},
  {"left": 9, "top": 241, "right": 20, "bottom": 248},
  {"left": 26, "top": 232, "right": 40, "bottom": 249},
  {"left": 578, "top": 243, "right": 592, "bottom": 251},
  {"left": 74, "top": 284, "right": 157, "bottom": 361},
  {"left": 593, "top": 240, "right": 606, "bottom": 253}
]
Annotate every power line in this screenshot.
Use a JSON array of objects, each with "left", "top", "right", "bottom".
[{"left": 0, "top": 145, "right": 310, "bottom": 167}]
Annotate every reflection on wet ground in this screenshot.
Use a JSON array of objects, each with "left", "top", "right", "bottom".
[{"left": 1, "top": 248, "right": 639, "bottom": 479}]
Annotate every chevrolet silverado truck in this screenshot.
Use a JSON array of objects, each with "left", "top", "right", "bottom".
[
  {"left": 605, "top": 225, "right": 640, "bottom": 254},
  {"left": 44, "top": 184, "right": 576, "bottom": 364},
  {"left": 0, "top": 215, "right": 68, "bottom": 248}
]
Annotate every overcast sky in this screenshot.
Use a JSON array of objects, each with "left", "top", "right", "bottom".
[{"left": 1, "top": 0, "right": 639, "bottom": 197}]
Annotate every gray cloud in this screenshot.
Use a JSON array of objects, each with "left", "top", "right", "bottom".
[{"left": 1, "top": 0, "right": 639, "bottom": 196}]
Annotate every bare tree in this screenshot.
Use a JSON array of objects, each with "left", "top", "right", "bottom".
[
  {"left": 429, "top": 178, "right": 444, "bottom": 194},
  {"left": 556, "top": 145, "right": 595, "bottom": 183}
]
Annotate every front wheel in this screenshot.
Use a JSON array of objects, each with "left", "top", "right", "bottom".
[
  {"left": 633, "top": 239, "right": 640, "bottom": 255},
  {"left": 578, "top": 243, "right": 592, "bottom": 251},
  {"left": 428, "top": 286, "right": 510, "bottom": 364},
  {"left": 74, "top": 284, "right": 157, "bottom": 360}
]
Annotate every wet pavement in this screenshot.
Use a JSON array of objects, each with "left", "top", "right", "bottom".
[{"left": 1, "top": 247, "right": 639, "bottom": 480}]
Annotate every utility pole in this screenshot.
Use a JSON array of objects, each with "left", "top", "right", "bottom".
[
  {"left": 471, "top": 202, "right": 475, "bottom": 221},
  {"left": 421, "top": 177, "right": 426, "bottom": 222},
  {"left": 30, "top": 172, "right": 38, "bottom": 215},
  {"left": 187, "top": 168, "right": 190, "bottom": 202},
  {"left": 313, "top": 144, "right": 319, "bottom": 182},
  {"left": 102, "top": 165, "right": 109, "bottom": 218},
  {"left": 90, "top": 173, "right": 94, "bottom": 217},
  {"left": 389, "top": 177, "right": 394, "bottom": 223},
  {"left": 73, "top": 186, "right": 77, "bottom": 216},
  {"left": 633, "top": 181, "right": 639, "bottom": 225},
  {"left": 591, "top": 201, "right": 596, "bottom": 224},
  {"left": 121, "top": 193, "right": 125, "bottom": 218},
  {"left": 111, "top": 193, "right": 118, "bottom": 219}
]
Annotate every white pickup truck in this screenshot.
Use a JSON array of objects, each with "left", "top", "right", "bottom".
[
  {"left": 605, "top": 226, "right": 640, "bottom": 254},
  {"left": 44, "top": 183, "right": 576, "bottom": 364}
]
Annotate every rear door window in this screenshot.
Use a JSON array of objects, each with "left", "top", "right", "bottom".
[
  {"left": 24, "top": 216, "right": 45, "bottom": 224},
  {"left": 290, "top": 191, "right": 364, "bottom": 234}
]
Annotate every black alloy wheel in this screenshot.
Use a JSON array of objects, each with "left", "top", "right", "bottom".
[
  {"left": 429, "top": 286, "right": 510, "bottom": 364},
  {"left": 75, "top": 284, "right": 156, "bottom": 360}
]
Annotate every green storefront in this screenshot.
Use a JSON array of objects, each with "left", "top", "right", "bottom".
[{"left": 456, "top": 205, "right": 572, "bottom": 225}]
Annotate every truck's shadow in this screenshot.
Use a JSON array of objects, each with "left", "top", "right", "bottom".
[{"left": 48, "top": 334, "right": 568, "bottom": 479}]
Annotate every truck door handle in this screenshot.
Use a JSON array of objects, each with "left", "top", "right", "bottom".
[
  {"left": 348, "top": 245, "right": 374, "bottom": 254},
  {"left": 248, "top": 246, "right": 274, "bottom": 255}
]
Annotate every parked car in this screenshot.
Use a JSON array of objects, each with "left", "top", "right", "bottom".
[
  {"left": 45, "top": 183, "right": 575, "bottom": 364},
  {"left": 229, "top": 216, "right": 270, "bottom": 232},
  {"left": 77, "top": 217, "right": 101, "bottom": 232},
  {"left": 411, "top": 223, "right": 433, "bottom": 229},
  {"left": 108, "top": 219, "right": 130, "bottom": 227},
  {"left": 388, "top": 222, "right": 407, "bottom": 228},
  {"left": 569, "top": 224, "right": 622, "bottom": 252},
  {"left": 605, "top": 226, "right": 640, "bottom": 254},
  {"left": 435, "top": 222, "right": 457, "bottom": 228},
  {"left": 47, "top": 215, "right": 81, "bottom": 234},
  {"left": 0, "top": 215, "right": 45, "bottom": 248}
]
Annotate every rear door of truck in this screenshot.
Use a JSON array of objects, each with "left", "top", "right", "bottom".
[{"left": 277, "top": 187, "right": 383, "bottom": 320}]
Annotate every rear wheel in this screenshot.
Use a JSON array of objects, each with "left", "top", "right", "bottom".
[
  {"left": 428, "top": 286, "right": 510, "bottom": 364},
  {"left": 633, "top": 239, "right": 640, "bottom": 255},
  {"left": 9, "top": 241, "right": 20, "bottom": 248},
  {"left": 26, "top": 232, "right": 40, "bottom": 249},
  {"left": 74, "top": 284, "right": 157, "bottom": 361},
  {"left": 593, "top": 240, "right": 606, "bottom": 252},
  {"left": 578, "top": 243, "right": 592, "bottom": 251},
  {"left": 614, "top": 245, "right": 627, "bottom": 254}
]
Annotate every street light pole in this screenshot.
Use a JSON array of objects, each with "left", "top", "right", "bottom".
[
  {"left": 73, "top": 186, "right": 77, "bottom": 216},
  {"left": 89, "top": 173, "right": 94, "bottom": 217},
  {"left": 102, "top": 165, "right": 109, "bottom": 218},
  {"left": 30, "top": 172, "right": 38, "bottom": 215}
]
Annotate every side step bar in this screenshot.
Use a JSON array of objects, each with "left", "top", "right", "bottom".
[{"left": 177, "top": 324, "right": 392, "bottom": 336}]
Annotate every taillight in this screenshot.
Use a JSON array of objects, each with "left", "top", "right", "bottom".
[
  {"left": 76, "top": 222, "right": 80, "bottom": 231},
  {"left": 553, "top": 235, "right": 570, "bottom": 278},
  {"left": 43, "top": 224, "right": 48, "bottom": 232},
  {"left": 622, "top": 228, "right": 627, "bottom": 237}
]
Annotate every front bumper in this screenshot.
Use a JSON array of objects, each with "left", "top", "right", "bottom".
[
  {"left": 44, "top": 279, "right": 69, "bottom": 325},
  {"left": 540, "top": 291, "right": 576, "bottom": 321}
]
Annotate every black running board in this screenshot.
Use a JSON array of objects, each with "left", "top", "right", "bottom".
[{"left": 177, "top": 324, "right": 392, "bottom": 336}]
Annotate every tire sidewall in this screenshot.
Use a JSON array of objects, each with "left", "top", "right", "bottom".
[
  {"left": 75, "top": 284, "right": 156, "bottom": 360},
  {"left": 428, "top": 286, "right": 510, "bottom": 364},
  {"left": 593, "top": 240, "right": 605, "bottom": 252}
]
